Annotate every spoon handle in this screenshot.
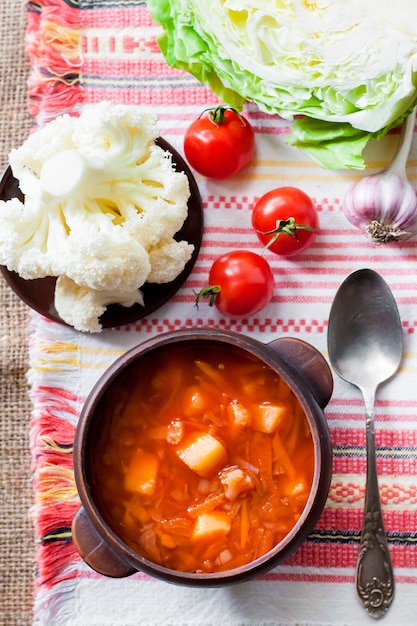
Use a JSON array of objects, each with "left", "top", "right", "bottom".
[{"left": 356, "top": 409, "right": 395, "bottom": 618}]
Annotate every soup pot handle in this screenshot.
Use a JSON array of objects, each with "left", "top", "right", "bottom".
[
  {"left": 72, "top": 506, "right": 136, "bottom": 578},
  {"left": 268, "top": 337, "right": 333, "bottom": 409}
]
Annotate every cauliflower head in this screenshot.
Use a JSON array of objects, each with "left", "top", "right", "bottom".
[
  {"left": 54, "top": 276, "right": 145, "bottom": 334},
  {"left": 1, "top": 102, "right": 194, "bottom": 331}
]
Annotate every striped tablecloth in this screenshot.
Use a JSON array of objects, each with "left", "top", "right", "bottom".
[{"left": 24, "top": 1, "right": 417, "bottom": 625}]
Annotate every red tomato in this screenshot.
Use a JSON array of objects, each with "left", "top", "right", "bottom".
[
  {"left": 252, "top": 187, "right": 319, "bottom": 257},
  {"left": 195, "top": 251, "right": 274, "bottom": 317},
  {"left": 184, "top": 107, "right": 255, "bottom": 179}
]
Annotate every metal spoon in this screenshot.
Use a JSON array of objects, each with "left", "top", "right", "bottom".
[{"left": 327, "top": 268, "right": 403, "bottom": 619}]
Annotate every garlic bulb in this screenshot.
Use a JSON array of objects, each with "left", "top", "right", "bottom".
[{"left": 343, "top": 107, "right": 417, "bottom": 244}]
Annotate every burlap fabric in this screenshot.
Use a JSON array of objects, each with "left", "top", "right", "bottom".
[{"left": 0, "top": 1, "right": 35, "bottom": 625}]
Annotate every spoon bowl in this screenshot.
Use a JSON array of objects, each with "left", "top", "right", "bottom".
[
  {"left": 327, "top": 268, "right": 403, "bottom": 618},
  {"left": 328, "top": 270, "right": 403, "bottom": 394}
]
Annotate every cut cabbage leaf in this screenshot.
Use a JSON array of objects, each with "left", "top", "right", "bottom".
[
  {"left": 149, "top": 0, "right": 417, "bottom": 169},
  {"left": 288, "top": 119, "right": 375, "bottom": 170}
]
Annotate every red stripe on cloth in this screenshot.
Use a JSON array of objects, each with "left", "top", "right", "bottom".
[
  {"left": 331, "top": 426, "right": 417, "bottom": 446},
  {"left": 317, "top": 508, "right": 417, "bottom": 532},
  {"left": 126, "top": 317, "right": 329, "bottom": 335},
  {"left": 79, "top": 5, "right": 154, "bottom": 28},
  {"left": 262, "top": 571, "right": 417, "bottom": 584},
  {"left": 81, "top": 86, "right": 218, "bottom": 107},
  {"left": 331, "top": 456, "right": 417, "bottom": 476},
  {"left": 285, "top": 542, "right": 417, "bottom": 569},
  {"left": 81, "top": 59, "right": 193, "bottom": 78}
]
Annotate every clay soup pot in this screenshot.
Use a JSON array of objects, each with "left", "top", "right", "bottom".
[{"left": 72, "top": 328, "right": 333, "bottom": 586}]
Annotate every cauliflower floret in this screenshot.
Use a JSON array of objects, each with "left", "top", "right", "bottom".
[
  {"left": 147, "top": 239, "right": 194, "bottom": 283},
  {"left": 55, "top": 276, "right": 144, "bottom": 333},
  {"left": 9, "top": 116, "right": 81, "bottom": 197},
  {"left": 0, "top": 197, "right": 58, "bottom": 278},
  {"left": 9, "top": 102, "right": 160, "bottom": 198},
  {"left": 1, "top": 102, "right": 194, "bottom": 331},
  {"left": 218, "top": 466, "right": 254, "bottom": 501},
  {"left": 64, "top": 226, "right": 151, "bottom": 292},
  {"left": 122, "top": 144, "right": 191, "bottom": 247},
  {"left": 0, "top": 200, "right": 151, "bottom": 291}
]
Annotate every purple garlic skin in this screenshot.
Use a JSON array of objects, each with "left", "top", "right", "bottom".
[
  {"left": 343, "top": 169, "right": 417, "bottom": 244},
  {"left": 343, "top": 107, "right": 417, "bottom": 244}
]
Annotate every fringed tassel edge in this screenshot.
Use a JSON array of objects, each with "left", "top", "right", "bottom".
[
  {"left": 26, "top": 0, "right": 83, "bottom": 125},
  {"left": 33, "top": 575, "right": 80, "bottom": 626},
  {"left": 28, "top": 315, "right": 85, "bottom": 613},
  {"left": 30, "top": 412, "right": 82, "bottom": 590},
  {"left": 30, "top": 416, "right": 82, "bottom": 622}
]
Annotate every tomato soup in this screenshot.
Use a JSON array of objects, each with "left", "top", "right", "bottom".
[{"left": 90, "top": 342, "right": 315, "bottom": 574}]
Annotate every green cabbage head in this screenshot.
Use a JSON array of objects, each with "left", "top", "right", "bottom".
[{"left": 148, "top": 0, "right": 417, "bottom": 169}]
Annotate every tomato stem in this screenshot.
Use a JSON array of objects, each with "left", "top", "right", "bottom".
[
  {"left": 257, "top": 217, "right": 316, "bottom": 250},
  {"left": 199, "top": 106, "right": 247, "bottom": 127},
  {"left": 194, "top": 285, "right": 221, "bottom": 309}
]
